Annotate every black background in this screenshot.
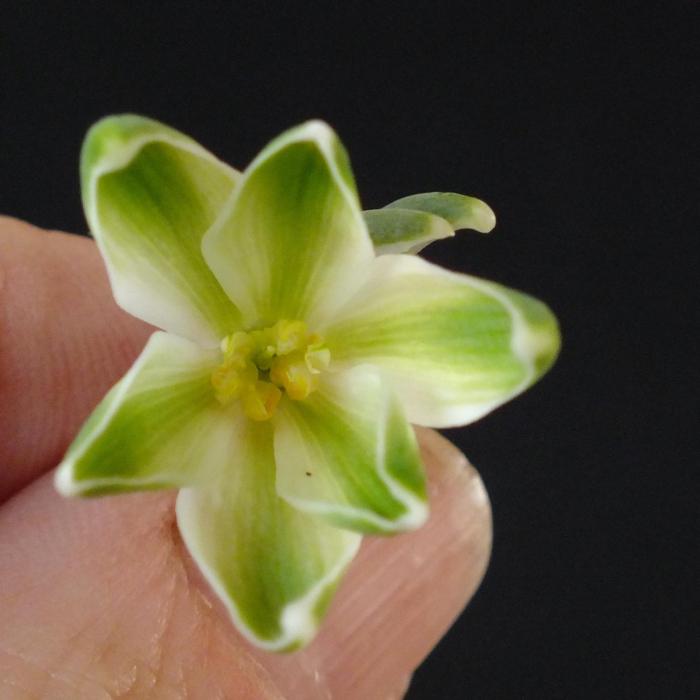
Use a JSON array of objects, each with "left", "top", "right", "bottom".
[{"left": 2, "top": 2, "right": 698, "bottom": 698}]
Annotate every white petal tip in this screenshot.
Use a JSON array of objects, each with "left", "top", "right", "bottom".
[
  {"left": 298, "top": 119, "right": 334, "bottom": 140},
  {"left": 287, "top": 120, "right": 338, "bottom": 160},
  {"left": 54, "top": 463, "right": 79, "bottom": 497},
  {"left": 279, "top": 602, "right": 317, "bottom": 648},
  {"left": 393, "top": 499, "right": 430, "bottom": 531}
]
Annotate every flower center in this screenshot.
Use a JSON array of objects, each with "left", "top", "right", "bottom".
[{"left": 211, "top": 320, "right": 331, "bottom": 421}]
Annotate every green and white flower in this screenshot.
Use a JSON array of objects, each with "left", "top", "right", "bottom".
[{"left": 55, "top": 115, "right": 560, "bottom": 651}]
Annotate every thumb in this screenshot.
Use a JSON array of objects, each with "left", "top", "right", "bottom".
[{"left": 0, "top": 429, "right": 490, "bottom": 699}]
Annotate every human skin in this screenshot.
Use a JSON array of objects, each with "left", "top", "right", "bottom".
[{"left": 0, "top": 216, "right": 492, "bottom": 699}]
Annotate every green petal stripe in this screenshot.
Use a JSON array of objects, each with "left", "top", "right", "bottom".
[
  {"left": 325, "top": 255, "right": 560, "bottom": 428},
  {"left": 274, "top": 366, "right": 428, "bottom": 534},
  {"left": 54, "top": 332, "right": 227, "bottom": 496},
  {"left": 176, "top": 417, "right": 361, "bottom": 651},
  {"left": 202, "top": 121, "right": 374, "bottom": 329},
  {"left": 82, "top": 115, "right": 242, "bottom": 344}
]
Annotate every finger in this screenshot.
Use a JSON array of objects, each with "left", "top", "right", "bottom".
[
  {"left": 0, "top": 429, "right": 491, "bottom": 699},
  {"left": 0, "top": 216, "right": 151, "bottom": 501}
]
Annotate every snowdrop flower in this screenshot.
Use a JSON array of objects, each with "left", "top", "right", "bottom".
[{"left": 55, "top": 116, "right": 559, "bottom": 650}]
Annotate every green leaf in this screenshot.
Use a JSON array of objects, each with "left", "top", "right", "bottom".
[
  {"left": 274, "top": 365, "right": 428, "bottom": 534},
  {"left": 363, "top": 208, "right": 454, "bottom": 254},
  {"left": 385, "top": 192, "right": 496, "bottom": 233},
  {"left": 325, "top": 254, "right": 560, "bottom": 428},
  {"left": 176, "top": 418, "right": 361, "bottom": 651},
  {"left": 54, "top": 332, "right": 230, "bottom": 496},
  {"left": 202, "top": 121, "right": 374, "bottom": 329},
  {"left": 82, "top": 114, "right": 242, "bottom": 345}
]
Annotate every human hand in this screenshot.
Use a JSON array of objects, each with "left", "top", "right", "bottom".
[{"left": 0, "top": 216, "right": 491, "bottom": 699}]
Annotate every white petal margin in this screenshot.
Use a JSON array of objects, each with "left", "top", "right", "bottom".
[
  {"left": 82, "top": 115, "right": 242, "bottom": 346},
  {"left": 176, "top": 418, "right": 361, "bottom": 651},
  {"left": 55, "top": 331, "right": 229, "bottom": 496},
  {"left": 325, "top": 255, "right": 561, "bottom": 428},
  {"left": 202, "top": 120, "right": 375, "bottom": 329},
  {"left": 274, "top": 365, "right": 428, "bottom": 535}
]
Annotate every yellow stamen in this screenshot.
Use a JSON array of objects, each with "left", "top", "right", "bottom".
[
  {"left": 243, "top": 380, "right": 282, "bottom": 421},
  {"left": 212, "top": 319, "right": 330, "bottom": 419},
  {"left": 270, "top": 352, "right": 314, "bottom": 401},
  {"left": 211, "top": 360, "right": 257, "bottom": 405},
  {"left": 272, "top": 319, "right": 308, "bottom": 355}
]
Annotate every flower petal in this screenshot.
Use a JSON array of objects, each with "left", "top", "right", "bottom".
[
  {"left": 54, "top": 331, "right": 229, "bottom": 496},
  {"left": 176, "top": 418, "right": 361, "bottom": 651},
  {"left": 386, "top": 192, "right": 496, "bottom": 233},
  {"left": 325, "top": 255, "right": 560, "bottom": 428},
  {"left": 274, "top": 365, "right": 428, "bottom": 534},
  {"left": 202, "top": 121, "right": 374, "bottom": 328},
  {"left": 363, "top": 208, "right": 454, "bottom": 254},
  {"left": 82, "top": 115, "right": 242, "bottom": 344}
]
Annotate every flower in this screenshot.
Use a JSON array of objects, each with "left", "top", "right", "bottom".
[{"left": 55, "top": 115, "right": 560, "bottom": 651}]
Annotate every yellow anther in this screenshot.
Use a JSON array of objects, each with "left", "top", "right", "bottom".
[
  {"left": 270, "top": 352, "right": 314, "bottom": 401},
  {"left": 214, "top": 319, "right": 330, "bottom": 418},
  {"left": 243, "top": 380, "right": 282, "bottom": 421},
  {"left": 211, "top": 360, "right": 257, "bottom": 406},
  {"left": 273, "top": 319, "right": 308, "bottom": 355}
]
